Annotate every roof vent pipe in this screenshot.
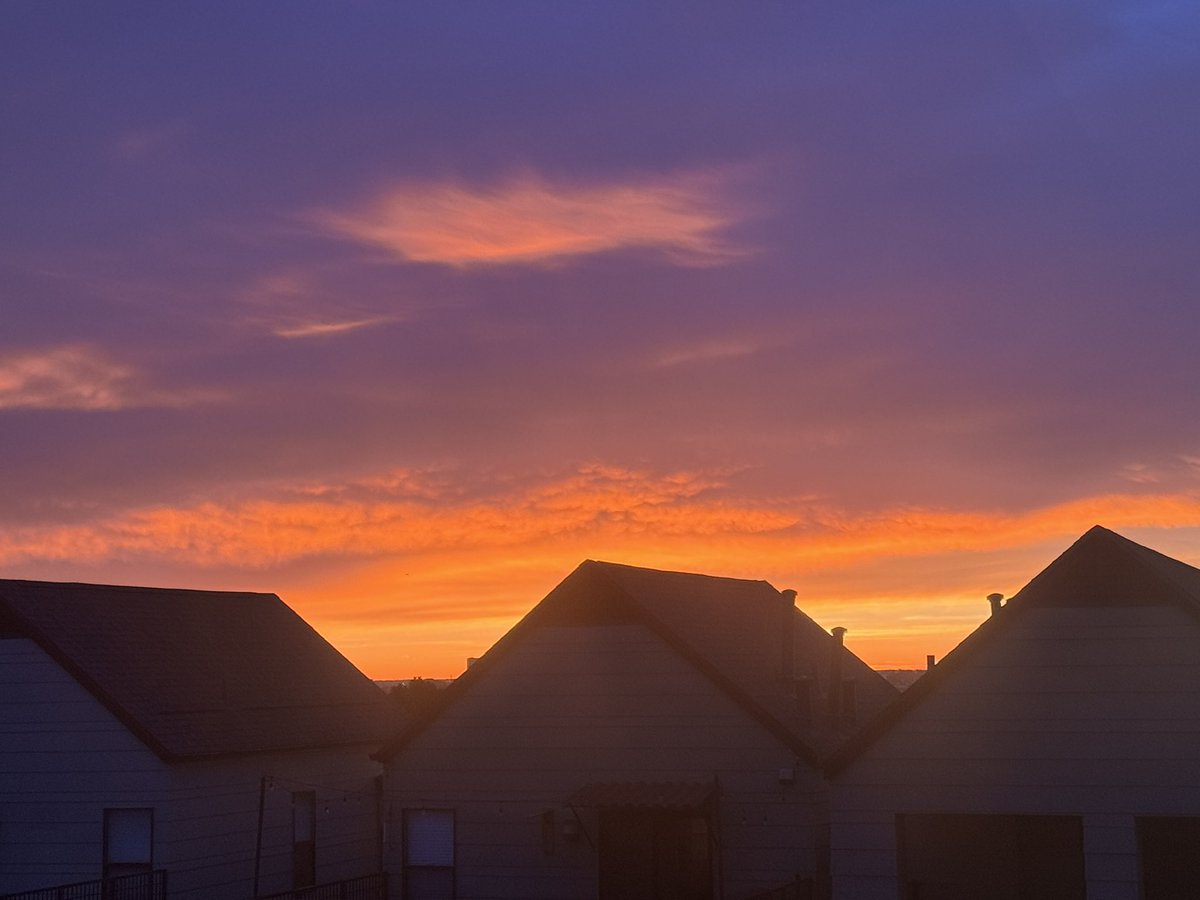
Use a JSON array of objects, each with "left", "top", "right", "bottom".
[
  {"left": 828, "top": 626, "right": 847, "bottom": 718},
  {"left": 780, "top": 589, "right": 797, "bottom": 678},
  {"left": 987, "top": 593, "right": 1004, "bottom": 617}
]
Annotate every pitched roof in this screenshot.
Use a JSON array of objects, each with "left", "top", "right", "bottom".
[
  {"left": 1005, "top": 524, "right": 1200, "bottom": 609},
  {"left": 376, "top": 559, "right": 897, "bottom": 763},
  {"left": 0, "top": 579, "right": 395, "bottom": 760},
  {"left": 826, "top": 525, "right": 1200, "bottom": 774}
]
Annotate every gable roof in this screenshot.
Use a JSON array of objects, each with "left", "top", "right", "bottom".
[
  {"left": 376, "top": 559, "right": 897, "bottom": 763},
  {"left": 826, "top": 524, "right": 1200, "bottom": 775},
  {"left": 0, "top": 579, "right": 394, "bottom": 761},
  {"left": 1005, "top": 524, "right": 1200, "bottom": 609}
]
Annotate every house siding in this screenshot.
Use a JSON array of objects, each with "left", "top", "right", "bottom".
[
  {"left": 2, "top": 638, "right": 383, "bottom": 899},
  {"left": 161, "top": 747, "right": 382, "bottom": 899},
  {"left": 0, "top": 637, "right": 167, "bottom": 894},
  {"left": 386, "top": 623, "right": 820, "bottom": 900},
  {"left": 830, "top": 605, "right": 1200, "bottom": 900}
]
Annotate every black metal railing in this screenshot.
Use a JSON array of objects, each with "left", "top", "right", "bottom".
[
  {"left": 745, "top": 876, "right": 814, "bottom": 900},
  {"left": 258, "top": 872, "right": 387, "bottom": 900},
  {"left": 1, "top": 870, "right": 167, "bottom": 900}
]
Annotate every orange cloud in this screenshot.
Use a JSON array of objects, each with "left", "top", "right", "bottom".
[
  {"left": 309, "top": 170, "right": 752, "bottom": 267},
  {"left": 7, "top": 463, "right": 1200, "bottom": 676},
  {"left": 272, "top": 316, "right": 398, "bottom": 339},
  {"left": 0, "top": 345, "right": 217, "bottom": 411},
  {"left": 0, "top": 465, "right": 756, "bottom": 567}
]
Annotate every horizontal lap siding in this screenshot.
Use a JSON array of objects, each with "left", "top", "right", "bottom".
[
  {"left": 161, "top": 748, "right": 382, "bottom": 900},
  {"left": 831, "top": 606, "right": 1200, "bottom": 900},
  {"left": 2, "top": 639, "right": 384, "bottom": 898},
  {"left": 0, "top": 639, "right": 166, "bottom": 895},
  {"left": 387, "top": 623, "right": 817, "bottom": 900}
]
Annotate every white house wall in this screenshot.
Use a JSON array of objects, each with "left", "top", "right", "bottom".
[
  {"left": 385, "top": 622, "right": 821, "bottom": 900},
  {"left": 0, "top": 637, "right": 169, "bottom": 893},
  {"left": 162, "top": 747, "right": 382, "bottom": 899},
  {"left": 1, "top": 637, "right": 384, "bottom": 898},
  {"left": 829, "top": 605, "right": 1200, "bottom": 900}
]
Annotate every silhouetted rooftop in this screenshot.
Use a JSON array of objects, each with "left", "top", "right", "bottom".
[
  {"left": 826, "top": 525, "right": 1200, "bottom": 774},
  {"left": 377, "top": 558, "right": 898, "bottom": 762},
  {"left": 0, "top": 579, "right": 394, "bottom": 760}
]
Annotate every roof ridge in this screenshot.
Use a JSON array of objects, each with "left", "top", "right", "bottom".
[
  {"left": 586, "top": 558, "right": 773, "bottom": 586},
  {"left": 0, "top": 578, "right": 277, "bottom": 598}
]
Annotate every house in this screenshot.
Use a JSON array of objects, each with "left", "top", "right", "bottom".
[
  {"left": 827, "top": 526, "right": 1200, "bottom": 900},
  {"left": 0, "top": 579, "right": 395, "bottom": 899},
  {"left": 376, "top": 559, "right": 898, "bottom": 900}
]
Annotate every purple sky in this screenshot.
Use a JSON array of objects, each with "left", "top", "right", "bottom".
[{"left": 3, "top": 2, "right": 1199, "bottom": 676}]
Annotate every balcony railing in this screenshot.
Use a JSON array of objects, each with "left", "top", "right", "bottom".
[
  {"left": 258, "top": 873, "right": 387, "bottom": 900},
  {"left": 745, "top": 876, "right": 814, "bottom": 900},
  {"left": 1, "top": 870, "right": 167, "bottom": 900}
]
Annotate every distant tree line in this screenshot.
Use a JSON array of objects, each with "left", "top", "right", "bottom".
[{"left": 388, "top": 677, "right": 445, "bottom": 715}]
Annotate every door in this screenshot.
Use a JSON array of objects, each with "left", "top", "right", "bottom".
[{"left": 598, "top": 809, "right": 712, "bottom": 900}]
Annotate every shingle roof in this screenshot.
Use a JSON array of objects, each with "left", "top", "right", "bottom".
[
  {"left": 591, "top": 561, "right": 898, "bottom": 753},
  {"left": 1007, "top": 524, "right": 1200, "bottom": 610},
  {"left": 826, "top": 525, "right": 1200, "bottom": 774},
  {"left": 0, "top": 579, "right": 394, "bottom": 760},
  {"left": 376, "top": 559, "right": 897, "bottom": 762}
]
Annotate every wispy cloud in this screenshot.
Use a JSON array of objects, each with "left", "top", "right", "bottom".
[
  {"left": 308, "top": 170, "right": 753, "bottom": 268},
  {"left": 236, "top": 270, "right": 408, "bottom": 339},
  {"left": 652, "top": 338, "right": 763, "bottom": 369},
  {"left": 0, "top": 345, "right": 218, "bottom": 411},
  {"left": 272, "top": 316, "right": 398, "bottom": 339}
]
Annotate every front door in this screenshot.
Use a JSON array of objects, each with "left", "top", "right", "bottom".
[{"left": 598, "top": 809, "right": 712, "bottom": 900}]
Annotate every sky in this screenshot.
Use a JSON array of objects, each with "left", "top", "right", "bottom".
[{"left": 3, "top": 2, "right": 1199, "bottom": 678}]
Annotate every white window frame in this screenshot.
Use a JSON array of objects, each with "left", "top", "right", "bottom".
[{"left": 103, "top": 807, "right": 154, "bottom": 880}]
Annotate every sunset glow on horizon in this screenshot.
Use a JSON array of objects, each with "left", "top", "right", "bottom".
[{"left": 3, "top": 3, "right": 1198, "bottom": 679}]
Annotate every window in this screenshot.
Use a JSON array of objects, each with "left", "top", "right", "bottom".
[
  {"left": 403, "top": 809, "right": 454, "bottom": 900},
  {"left": 292, "top": 791, "right": 316, "bottom": 889},
  {"left": 103, "top": 808, "right": 153, "bottom": 879}
]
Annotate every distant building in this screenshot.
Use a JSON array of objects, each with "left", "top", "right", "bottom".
[
  {"left": 0, "top": 580, "right": 395, "bottom": 899},
  {"left": 827, "top": 526, "right": 1200, "bottom": 900},
  {"left": 376, "top": 559, "right": 897, "bottom": 900}
]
